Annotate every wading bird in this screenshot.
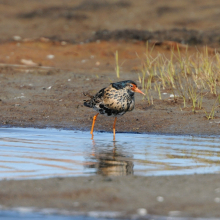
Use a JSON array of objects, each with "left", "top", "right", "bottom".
[{"left": 84, "top": 80, "right": 145, "bottom": 140}]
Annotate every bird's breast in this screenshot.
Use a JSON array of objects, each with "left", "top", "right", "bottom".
[{"left": 104, "top": 89, "right": 135, "bottom": 113}]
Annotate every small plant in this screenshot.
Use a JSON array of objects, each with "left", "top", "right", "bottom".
[
  {"left": 113, "top": 43, "right": 220, "bottom": 120},
  {"left": 154, "top": 81, "right": 162, "bottom": 100},
  {"left": 204, "top": 95, "right": 220, "bottom": 120},
  {"left": 138, "top": 43, "right": 220, "bottom": 115},
  {"left": 115, "top": 50, "right": 120, "bottom": 78},
  {"left": 144, "top": 79, "right": 152, "bottom": 105}
]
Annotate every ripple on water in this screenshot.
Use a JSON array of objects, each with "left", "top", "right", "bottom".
[{"left": 0, "top": 128, "right": 220, "bottom": 179}]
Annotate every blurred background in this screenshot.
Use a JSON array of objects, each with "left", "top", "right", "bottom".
[{"left": 1, "top": 0, "right": 220, "bottom": 47}]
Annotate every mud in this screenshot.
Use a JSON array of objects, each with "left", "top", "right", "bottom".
[
  {"left": 1, "top": 0, "right": 220, "bottom": 47},
  {"left": 1, "top": 175, "right": 220, "bottom": 218},
  {"left": 0, "top": 40, "right": 220, "bottom": 136},
  {"left": 1, "top": 0, "right": 220, "bottom": 218}
]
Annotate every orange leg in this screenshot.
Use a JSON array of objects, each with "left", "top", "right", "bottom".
[
  {"left": 113, "top": 117, "right": 117, "bottom": 141},
  {"left": 90, "top": 113, "right": 99, "bottom": 135}
]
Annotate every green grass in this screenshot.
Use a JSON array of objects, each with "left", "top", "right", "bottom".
[
  {"left": 138, "top": 45, "right": 220, "bottom": 118},
  {"left": 113, "top": 45, "right": 220, "bottom": 120},
  {"left": 115, "top": 50, "right": 120, "bottom": 78}
]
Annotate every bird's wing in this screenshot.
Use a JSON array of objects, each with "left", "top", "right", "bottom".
[
  {"left": 83, "top": 88, "right": 105, "bottom": 108},
  {"left": 93, "top": 87, "right": 117, "bottom": 110},
  {"left": 94, "top": 87, "right": 106, "bottom": 102}
]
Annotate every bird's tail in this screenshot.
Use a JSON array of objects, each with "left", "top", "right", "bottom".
[
  {"left": 84, "top": 100, "right": 93, "bottom": 108},
  {"left": 83, "top": 92, "right": 94, "bottom": 108}
]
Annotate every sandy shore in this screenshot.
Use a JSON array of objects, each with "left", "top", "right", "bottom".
[
  {"left": 1, "top": 0, "right": 220, "bottom": 218},
  {"left": 1, "top": 41, "right": 220, "bottom": 137},
  {"left": 0, "top": 174, "right": 220, "bottom": 218}
]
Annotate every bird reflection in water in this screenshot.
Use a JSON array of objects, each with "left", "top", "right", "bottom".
[{"left": 85, "top": 140, "right": 133, "bottom": 176}]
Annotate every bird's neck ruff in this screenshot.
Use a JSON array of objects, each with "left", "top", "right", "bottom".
[
  {"left": 127, "top": 89, "right": 135, "bottom": 97},
  {"left": 111, "top": 80, "right": 137, "bottom": 90}
]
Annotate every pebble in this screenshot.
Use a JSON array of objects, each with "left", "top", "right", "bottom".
[
  {"left": 169, "top": 210, "right": 182, "bottom": 216},
  {"left": 137, "top": 208, "right": 147, "bottom": 216},
  {"left": 13, "top": 36, "right": 21, "bottom": 41},
  {"left": 61, "top": 41, "right": 67, "bottom": 46},
  {"left": 170, "top": 94, "right": 179, "bottom": 98},
  {"left": 47, "top": 54, "right": 55, "bottom": 59},
  {"left": 14, "top": 96, "right": 25, "bottom": 99},
  {"left": 20, "top": 59, "right": 37, "bottom": 66},
  {"left": 214, "top": 197, "right": 220, "bottom": 203},
  {"left": 157, "top": 196, "right": 164, "bottom": 202},
  {"left": 47, "top": 86, "right": 52, "bottom": 90}
]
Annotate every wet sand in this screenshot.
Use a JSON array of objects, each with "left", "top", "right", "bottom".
[
  {"left": 1, "top": 0, "right": 220, "bottom": 218},
  {"left": 2, "top": 57, "right": 220, "bottom": 219},
  {"left": 1, "top": 175, "right": 220, "bottom": 218},
  {"left": 1, "top": 41, "right": 220, "bottom": 136},
  {"left": 1, "top": 0, "right": 220, "bottom": 136}
]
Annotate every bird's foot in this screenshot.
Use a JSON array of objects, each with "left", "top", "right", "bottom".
[{"left": 91, "top": 133, "right": 94, "bottom": 140}]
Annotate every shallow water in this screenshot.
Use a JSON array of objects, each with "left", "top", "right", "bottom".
[
  {"left": 0, "top": 209, "right": 117, "bottom": 220},
  {"left": 0, "top": 127, "right": 220, "bottom": 179}
]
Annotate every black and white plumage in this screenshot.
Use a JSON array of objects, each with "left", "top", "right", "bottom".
[{"left": 84, "top": 80, "right": 145, "bottom": 140}]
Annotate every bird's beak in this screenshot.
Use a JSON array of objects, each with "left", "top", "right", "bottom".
[{"left": 134, "top": 87, "right": 145, "bottom": 95}]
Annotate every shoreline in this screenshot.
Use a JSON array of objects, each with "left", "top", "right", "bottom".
[
  {"left": 1, "top": 124, "right": 220, "bottom": 138},
  {"left": 1, "top": 174, "right": 220, "bottom": 218},
  {"left": 0, "top": 127, "right": 219, "bottom": 218}
]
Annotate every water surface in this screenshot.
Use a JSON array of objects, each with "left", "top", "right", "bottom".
[{"left": 0, "top": 128, "right": 220, "bottom": 179}]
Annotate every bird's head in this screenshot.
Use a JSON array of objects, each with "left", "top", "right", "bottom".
[{"left": 112, "top": 80, "right": 145, "bottom": 95}]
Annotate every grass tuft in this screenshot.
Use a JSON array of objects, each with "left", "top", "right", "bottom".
[
  {"left": 115, "top": 50, "right": 120, "bottom": 78},
  {"left": 139, "top": 45, "right": 220, "bottom": 118}
]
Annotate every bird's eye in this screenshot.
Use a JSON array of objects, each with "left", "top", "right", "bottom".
[{"left": 130, "top": 84, "right": 133, "bottom": 88}]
